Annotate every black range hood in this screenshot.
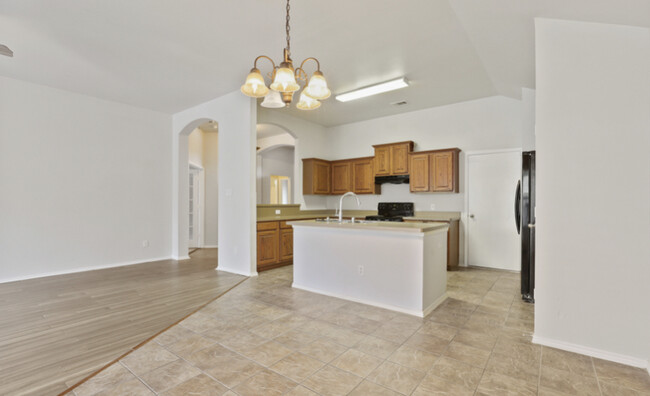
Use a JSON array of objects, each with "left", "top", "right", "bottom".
[{"left": 375, "top": 175, "right": 410, "bottom": 185}]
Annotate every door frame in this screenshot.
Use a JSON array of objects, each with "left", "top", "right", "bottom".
[
  {"left": 189, "top": 162, "right": 205, "bottom": 248},
  {"left": 463, "top": 148, "right": 522, "bottom": 267}
]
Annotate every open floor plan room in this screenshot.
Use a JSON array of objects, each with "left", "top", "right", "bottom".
[{"left": 1, "top": 1, "right": 649, "bottom": 395}]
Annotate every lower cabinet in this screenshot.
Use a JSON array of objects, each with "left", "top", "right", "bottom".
[{"left": 257, "top": 220, "right": 296, "bottom": 272}]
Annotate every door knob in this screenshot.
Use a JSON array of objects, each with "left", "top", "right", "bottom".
[{"left": 469, "top": 214, "right": 475, "bottom": 219}]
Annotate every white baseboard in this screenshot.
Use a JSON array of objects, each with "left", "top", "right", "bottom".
[
  {"left": 0, "top": 256, "right": 173, "bottom": 284},
  {"left": 202, "top": 245, "right": 218, "bottom": 248},
  {"left": 533, "top": 335, "right": 649, "bottom": 369},
  {"left": 292, "top": 283, "right": 446, "bottom": 318},
  {"left": 217, "top": 266, "right": 257, "bottom": 277},
  {"left": 423, "top": 293, "right": 448, "bottom": 317},
  {"left": 172, "top": 255, "right": 191, "bottom": 261}
]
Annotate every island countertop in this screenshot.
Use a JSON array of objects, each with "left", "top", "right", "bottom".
[{"left": 288, "top": 219, "right": 449, "bottom": 233}]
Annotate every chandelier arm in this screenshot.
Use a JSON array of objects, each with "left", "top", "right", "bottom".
[
  {"left": 253, "top": 55, "right": 277, "bottom": 70},
  {"left": 299, "top": 57, "right": 322, "bottom": 72},
  {"left": 294, "top": 67, "right": 308, "bottom": 82}
]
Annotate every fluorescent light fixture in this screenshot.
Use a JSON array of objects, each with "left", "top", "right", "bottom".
[{"left": 335, "top": 78, "right": 409, "bottom": 102}]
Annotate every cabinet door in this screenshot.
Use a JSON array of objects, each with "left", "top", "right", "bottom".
[
  {"left": 409, "top": 153, "right": 430, "bottom": 192},
  {"left": 313, "top": 161, "right": 331, "bottom": 194},
  {"left": 430, "top": 151, "right": 454, "bottom": 192},
  {"left": 257, "top": 230, "right": 279, "bottom": 267},
  {"left": 373, "top": 146, "right": 391, "bottom": 176},
  {"left": 391, "top": 144, "right": 410, "bottom": 175},
  {"left": 331, "top": 161, "right": 352, "bottom": 195},
  {"left": 352, "top": 159, "right": 376, "bottom": 194},
  {"left": 279, "top": 228, "right": 293, "bottom": 261}
]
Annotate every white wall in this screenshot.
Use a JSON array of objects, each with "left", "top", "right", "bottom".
[
  {"left": 173, "top": 91, "right": 256, "bottom": 276},
  {"left": 0, "top": 76, "right": 172, "bottom": 282},
  {"left": 202, "top": 131, "right": 219, "bottom": 247},
  {"left": 534, "top": 18, "right": 650, "bottom": 368},
  {"left": 257, "top": 109, "right": 330, "bottom": 209},
  {"left": 187, "top": 128, "right": 204, "bottom": 166},
  {"left": 327, "top": 96, "right": 528, "bottom": 213},
  {"left": 258, "top": 146, "right": 295, "bottom": 204}
]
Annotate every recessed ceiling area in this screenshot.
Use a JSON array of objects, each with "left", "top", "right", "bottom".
[{"left": 1, "top": 0, "right": 648, "bottom": 127}]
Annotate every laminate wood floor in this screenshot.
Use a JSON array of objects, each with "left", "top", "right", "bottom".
[{"left": 0, "top": 249, "right": 245, "bottom": 396}]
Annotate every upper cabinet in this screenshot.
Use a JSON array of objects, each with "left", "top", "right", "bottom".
[
  {"left": 304, "top": 142, "right": 460, "bottom": 195},
  {"left": 302, "top": 158, "right": 331, "bottom": 195},
  {"left": 331, "top": 160, "right": 352, "bottom": 195},
  {"left": 304, "top": 157, "right": 380, "bottom": 195},
  {"left": 409, "top": 148, "right": 460, "bottom": 193},
  {"left": 352, "top": 157, "right": 380, "bottom": 194},
  {"left": 373, "top": 141, "right": 414, "bottom": 176}
]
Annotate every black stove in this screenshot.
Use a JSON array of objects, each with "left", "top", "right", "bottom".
[{"left": 365, "top": 202, "right": 414, "bottom": 222}]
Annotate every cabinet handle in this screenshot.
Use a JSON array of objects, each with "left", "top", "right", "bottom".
[{"left": 528, "top": 223, "right": 536, "bottom": 228}]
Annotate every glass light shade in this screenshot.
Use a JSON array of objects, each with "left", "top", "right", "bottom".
[
  {"left": 296, "top": 91, "right": 321, "bottom": 110},
  {"left": 304, "top": 72, "right": 331, "bottom": 100},
  {"left": 260, "top": 90, "right": 285, "bottom": 108},
  {"left": 240, "top": 69, "right": 269, "bottom": 98},
  {"left": 270, "top": 67, "right": 300, "bottom": 93}
]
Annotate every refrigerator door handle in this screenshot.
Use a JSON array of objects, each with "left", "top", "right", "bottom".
[{"left": 515, "top": 180, "right": 521, "bottom": 234}]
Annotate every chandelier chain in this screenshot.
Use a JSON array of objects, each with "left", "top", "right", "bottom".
[{"left": 285, "top": 0, "right": 291, "bottom": 54}]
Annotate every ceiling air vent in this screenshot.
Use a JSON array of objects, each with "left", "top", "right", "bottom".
[{"left": 391, "top": 100, "right": 408, "bottom": 106}]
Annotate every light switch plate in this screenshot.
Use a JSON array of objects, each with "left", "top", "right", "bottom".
[
  {"left": 275, "top": 210, "right": 281, "bottom": 214},
  {"left": 430, "top": 203, "right": 436, "bottom": 210}
]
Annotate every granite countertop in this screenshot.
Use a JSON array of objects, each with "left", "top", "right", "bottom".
[{"left": 287, "top": 219, "right": 449, "bottom": 233}]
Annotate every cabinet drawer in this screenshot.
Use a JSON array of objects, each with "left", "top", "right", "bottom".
[{"left": 257, "top": 221, "right": 279, "bottom": 231}]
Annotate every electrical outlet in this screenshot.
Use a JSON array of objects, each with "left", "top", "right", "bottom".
[
  {"left": 142, "top": 240, "right": 149, "bottom": 248},
  {"left": 430, "top": 203, "right": 436, "bottom": 210},
  {"left": 275, "top": 209, "right": 281, "bottom": 214},
  {"left": 358, "top": 265, "right": 364, "bottom": 276}
]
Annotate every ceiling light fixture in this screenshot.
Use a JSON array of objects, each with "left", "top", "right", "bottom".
[
  {"left": 241, "top": 0, "right": 331, "bottom": 110},
  {"left": 335, "top": 78, "right": 409, "bottom": 102}
]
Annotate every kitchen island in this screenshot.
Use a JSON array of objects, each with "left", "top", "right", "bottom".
[{"left": 288, "top": 220, "right": 449, "bottom": 317}]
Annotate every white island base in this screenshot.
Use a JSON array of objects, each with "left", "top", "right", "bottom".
[{"left": 289, "top": 221, "right": 449, "bottom": 317}]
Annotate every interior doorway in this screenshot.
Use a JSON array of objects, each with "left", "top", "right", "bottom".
[{"left": 466, "top": 149, "right": 521, "bottom": 271}]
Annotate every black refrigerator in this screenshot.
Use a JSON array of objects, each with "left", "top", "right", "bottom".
[{"left": 515, "top": 151, "right": 536, "bottom": 303}]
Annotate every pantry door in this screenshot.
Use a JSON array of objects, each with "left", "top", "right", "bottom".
[{"left": 467, "top": 150, "right": 521, "bottom": 271}]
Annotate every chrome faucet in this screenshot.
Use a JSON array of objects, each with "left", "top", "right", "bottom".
[{"left": 339, "top": 192, "right": 360, "bottom": 222}]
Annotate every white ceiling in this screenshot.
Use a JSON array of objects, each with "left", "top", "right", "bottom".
[{"left": 1, "top": 1, "right": 648, "bottom": 126}]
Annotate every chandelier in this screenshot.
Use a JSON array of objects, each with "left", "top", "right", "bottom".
[{"left": 240, "top": 0, "right": 331, "bottom": 110}]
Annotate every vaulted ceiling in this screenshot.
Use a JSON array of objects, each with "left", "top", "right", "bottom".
[{"left": 1, "top": 0, "right": 648, "bottom": 126}]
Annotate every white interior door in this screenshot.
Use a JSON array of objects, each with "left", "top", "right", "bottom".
[
  {"left": 188, "top": 167, "right": 201, "bottom": 248},
  {"left": 467, "top": 150, "right": 521, "bottom": 271}
]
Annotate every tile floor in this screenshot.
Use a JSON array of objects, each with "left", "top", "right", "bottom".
[{"left": 67, "top": 266, "right": 650, "bottom": 395}]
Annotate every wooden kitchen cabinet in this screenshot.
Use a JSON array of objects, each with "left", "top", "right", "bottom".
[
  {"left": 373, "top": 146, "right": 391, "bottom": 176},
  {"left": 408, "top": 148, "right": 460, "bottom": 193},
  {"left": 279, "top": 228, "right": 293, "bottom": 261},
  {"left": 431, "top": 150, "right": 459, "bottom": 192},
  {"left": 352, "top": 157, "right": 380, "bottom": 194},
  {"left": 373, "top": 141, "right": 414, "bottom": 176},
  {"left": 302, "top": 158, "right": 331, "bottom": 195},
  {"left": 409, "top": 153, "right": 430, "bottom": 192},
  {"left": 331, "top": 160, "right": 352, "bottom": 194},
  {"left": 257, "top": 222, "right": 279, "bottom": 269},
  {"left": 257, "top": 220, "right": 296, "bottom": 271}
]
